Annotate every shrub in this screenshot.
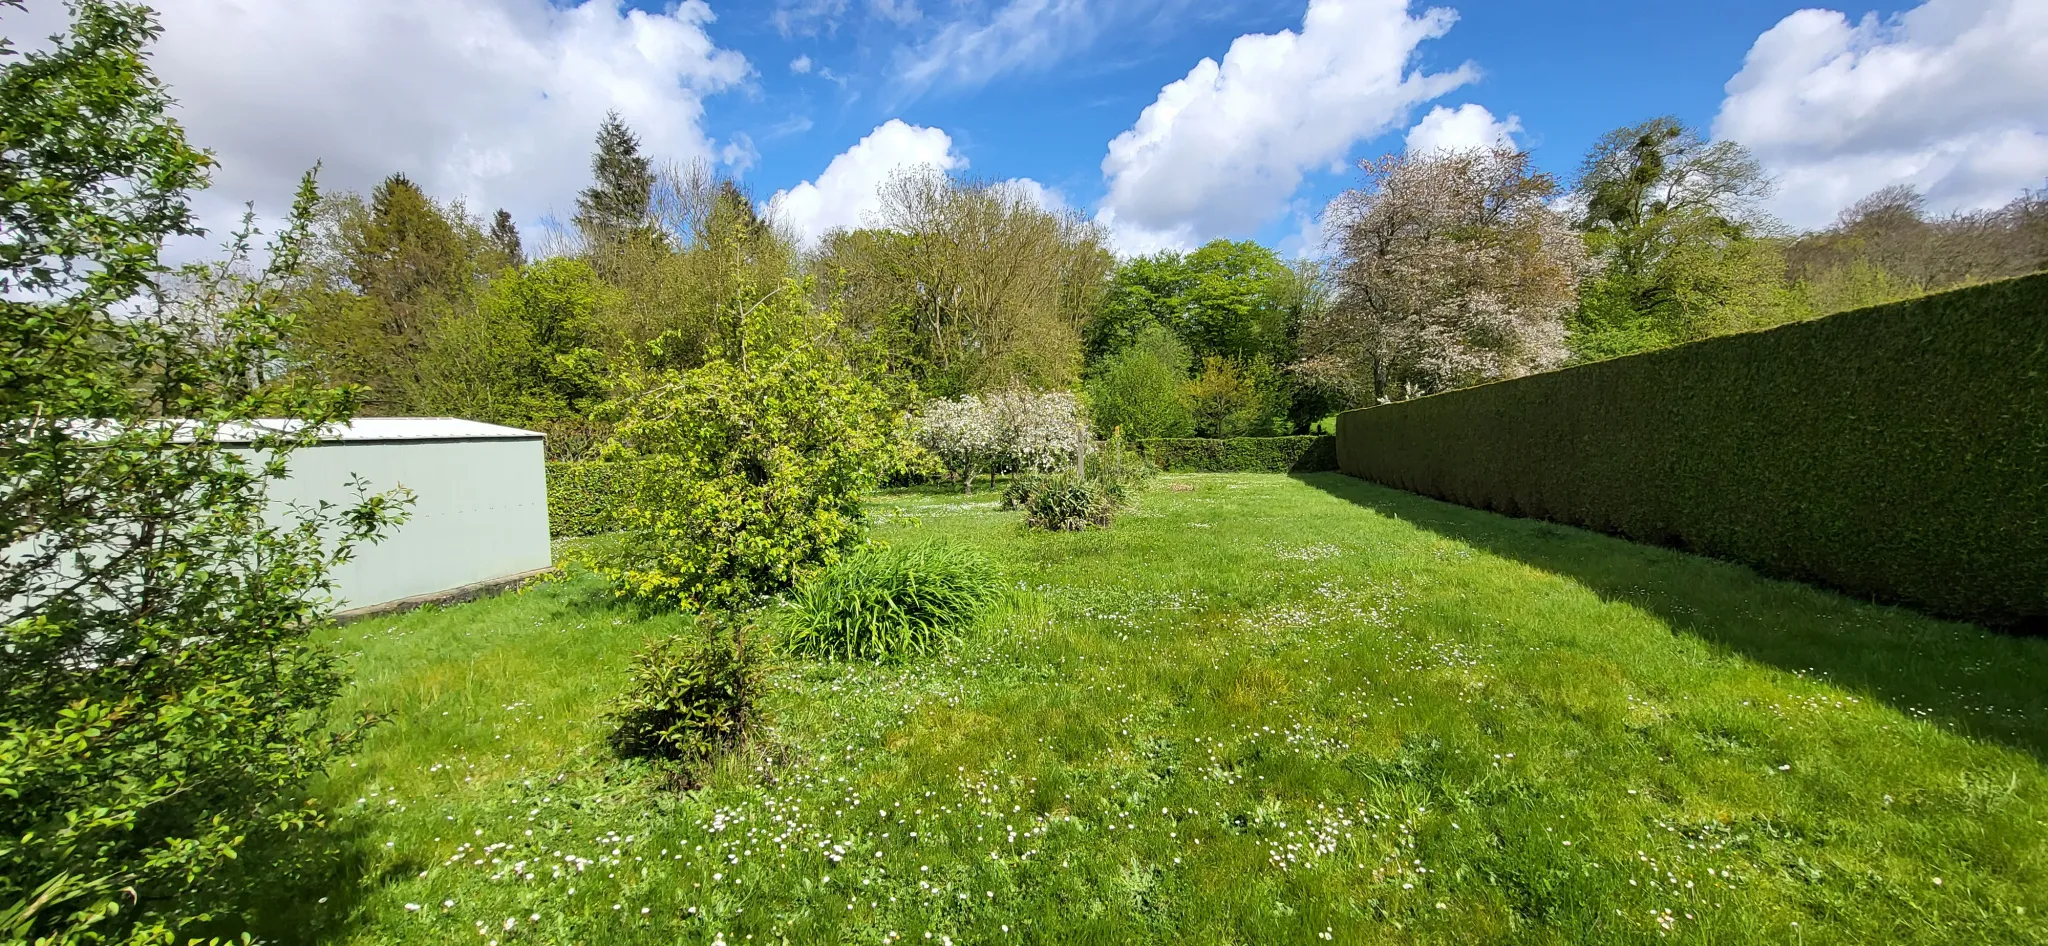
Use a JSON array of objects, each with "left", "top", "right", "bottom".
[
  {"left": 1018, "top": 473, "right": 1123, "bottom": 531},
  {"left": 606, "top": 614, "right": 761, "bottom": 764},
  {"left": 1139, "top": 436, "right": 1337, "bottom": 473},
  {"left": 1335, "top": 274, "right": 2048, "bottom": 628},
  {"left": 0, "top": 7, "right": 409, "bottom": 939},
  {"left": 597, "top": 275, "right": 900, "bottom": 609},
  {"left": 546, "top": 460, "right": 645, "bottom": 536},
  {"left": 786, "top": 543, "right": 1001, "bottom": 661},
  {"left": 1184, "top": 354, "right": 1288, "bottom": 437},
  {"left": 914, "top": 390, "right": 1088, "bottom": 492},
  {"left": 1085, "top": 324, "right": 1195, "bottom": 439}
]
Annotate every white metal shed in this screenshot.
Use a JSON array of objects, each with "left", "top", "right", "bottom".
[{"left": 233, "top": 418, "right": 553, "bottom": 615}]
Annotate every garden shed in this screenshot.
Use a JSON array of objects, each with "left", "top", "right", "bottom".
[{"left": 237, "top": 418, "right": 553, "bottom": 615}]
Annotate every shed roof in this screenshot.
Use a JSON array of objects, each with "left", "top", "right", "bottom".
[{"left": 214, "top": 417, "right": 545, "bottom": 444}]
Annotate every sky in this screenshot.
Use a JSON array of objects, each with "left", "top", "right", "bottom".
[{"left": 8, "top": 0, "right": 2047, "bottom": 257}]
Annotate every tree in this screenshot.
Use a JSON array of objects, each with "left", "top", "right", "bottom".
[
  {"left": 413, "top": 257, "right": 617, "bottom": 430},
  {"left": 1184, "top": 354, "right": 1287, "bottom": 438},
  {"left": 1567, "top": 117, "right": 1801, "bottom": 358},
  {"left": 575, "top": 110, "right": 655, "bottom": 247},
  {"left": 1084, "top": 324, "right": 1194, "bottom": 439},
  {"left": 1084, "top": 240, "right": 1293, "bottom": 367},
  {"left": 813, "top": 166, "right": 1113, "bottom": 396},
  {"left": 488, "top": 208, "right": 524, "bottom": 269},
  {"left": 1785, "top": 182, "right": 2048, "bottom": 317},
  {"left": 285, "top": 175, "right": 490, "bottom": 412},
  {"left": 1306, "top": 148, "right": 1585, "bottom": 401},
  {"left": 598, "top": 273, "right": 899, "bottom": 609},
  {"left": 588, "top": 161, "right": 797, "bottom": 372},
  {"left": 0, "top": 3, "right": 406, "bottom": 940}
]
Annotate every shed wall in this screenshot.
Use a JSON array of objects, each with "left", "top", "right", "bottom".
[{"left": 263, "top": 437, "right": 552, "bottom": 610}]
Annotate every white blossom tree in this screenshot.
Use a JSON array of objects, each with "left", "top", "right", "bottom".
[
  {"left": 914, "top": 390, "right": 1087, "bottom": 492},
  {"left": 1302, "top": 147, "right": 1587, "bottom": 402}
]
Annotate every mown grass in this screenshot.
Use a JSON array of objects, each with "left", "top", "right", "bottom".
[{"left": 262, "top": 473, "right": 2048, "bottom": 945}]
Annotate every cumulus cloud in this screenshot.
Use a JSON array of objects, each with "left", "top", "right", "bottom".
[
  {"left": 1405, "top": 103, "right": 1522, "bottom": 155},
  {"left": 766, "top": 120, "right": 964, "bottom": 244},
  {"left": 9, "top": 0, "right": 751, "bottom": 250},
  {"left": 1714, "top": 0, "right": 2048, "bottom": 229},
  {"left": 791, "top": 54, "right": 815, "bottom": 74},
  {"left": 765, "top": 119, "right": 1068, "bottom": 246},
  {"left": 1095, "top": 0, "right": 1476, "bottom": 254}
]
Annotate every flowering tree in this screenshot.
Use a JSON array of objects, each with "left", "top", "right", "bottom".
[
  {"left": 1302, "top": 147, "right": 1587, "bottom": 402},
  {"left": 914, "top": 390, "right": 1087, "bottom": 492}
]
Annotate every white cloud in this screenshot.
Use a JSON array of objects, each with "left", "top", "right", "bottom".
[
  {"left": 1095, "top": 0, "right": 1476, "bottom": 254},
  {"left": 791, "top": 54, "right": 815, "bottom": 74},
  {"left": 12, "top": 0, "right": 751, "bottom": 251},
  {"left": 1714, "top": 0, "right": 2048, "bottom": 229},
  {"left": 898, "top": 0, "right": 1092, "bottom": 93},
  {"left": 766, "top": 120, "right": 965, "bottom": 244},
  {"left": 765, "top": 119, "right": 1067, "bottom": 246},
  {"left": 1404, "top": 103, "right": 1521, "bottom": 155}
]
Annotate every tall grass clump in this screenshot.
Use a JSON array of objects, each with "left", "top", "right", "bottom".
[{"left": 786, "top": 543, "right": 1000, "bottom": 661}]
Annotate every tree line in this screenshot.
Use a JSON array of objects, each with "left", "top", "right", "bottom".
[{"left": 272, "top": 113, "right": 2048, "bottom": 454}]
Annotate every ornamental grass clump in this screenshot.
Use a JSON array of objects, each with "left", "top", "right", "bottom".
[{"left": 786, "top": 543, "right": 1001, "bottom": 661}]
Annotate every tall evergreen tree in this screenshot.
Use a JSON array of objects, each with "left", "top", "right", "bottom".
[
  {"left": 575, "top": 111, "right": 654, "bottom": 245},
  {"left": 489, "top": 208, "right": 525, "bottom": 269}
]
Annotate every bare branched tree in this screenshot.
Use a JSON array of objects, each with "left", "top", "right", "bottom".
[{"left": 814, "top": 165, "right": 1112, "bottom": 395}]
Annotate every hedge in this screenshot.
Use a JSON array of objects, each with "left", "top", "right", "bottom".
[
  {"left": 545, "top": 461, "right": 644, "bottom": 537},
  {"left": 1335, "top": 273, "right": 2048, "bottom": 628},
  {"left": 1138, "top": 436, "right": 1337, "bottom": 473}
]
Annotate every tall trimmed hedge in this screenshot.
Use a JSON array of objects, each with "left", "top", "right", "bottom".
[
  {"left": 1139, "top": 436, "right": 1337, "bottom": 473},
  {"left": 1336, "top": 274, "right": 2048, "bottom": 628},
  {"left": 546, "top": 461, "right": 644, "bottom": 537}
]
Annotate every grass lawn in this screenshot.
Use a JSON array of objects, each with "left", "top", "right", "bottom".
[{"left": 270, "top": 473, "right": 2048, "bottom": 945}]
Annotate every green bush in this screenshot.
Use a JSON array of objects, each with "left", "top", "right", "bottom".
[
  {"left": 1017, "top": 472, "right": 1124, "bottom": 531},
  {"left": 606, "top": 614, "right": 762, "bottom": 764},
  {"left": 786, "top": 543, "right": 1001, "bottom": 661},
  {"left": 1139, "top": 435, "right": 1337, "bottom": 473},
  {"left": 1336, "top": 274, "right": 2048, "bottom": 628},
  {"left": 597, "top": 275, "right": 901, "bottom": 609},
  {"left": 0, "top": 7, "right": 416, "bottom": 941},
  {"left": 546, "top": 461, "right": 644, "bottom": 536},
  {"left": 1086, "top": 324, "right": 1195, "bottom": 439}
]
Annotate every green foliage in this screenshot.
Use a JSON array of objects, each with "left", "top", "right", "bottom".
[
  {"left": 597, "top": 276, "right": 900, "bottom": 609},
  {"left": 1139, "top": 436, "right": 1337, "bottom": 473},
  {"left": 1183, "top": 354, "right": 1287, "bottom": 437},
  {"left": 1337, "top": 275, "right": 2048, "bottom": 627},
  {"left": 545, "top": 461, "right": 646, "bottom": 537},
  {"left": 785, "top": 543, "right": 1001, "bottom": 662},
  {"left": 575, "top": 110, "right": 655, "bottom": 247},
  {"left": 287, "top": 172, "right": 497, "bottom": 412},
  {"left": 1569, "top": 117, "right": 1801, "bottom": 360},
  {"left": 414, "top": 257, "right": 616, "bottom": 427},
  {"left": 605, "top": 615, "right": 760, "bottom": 765},
  {"left": 1085, "top": 240, "right": 1292, "bottom": 366},
  {"left": 1084, "top": 324, "right": 1194, "bottom": 439},
  {"left": 1014, "top": 472, "right": 1124, "bottom": 532},
  {"left": 0, "top": 4, "right": 408, "bottom": 940}
]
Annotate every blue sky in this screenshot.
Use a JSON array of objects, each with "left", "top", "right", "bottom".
[
  {"left": 15, "top": 0, "right": 2038, "bottom": 257},
  {"left": 715, "top": 0, "right": 1870, "bottom": 244}
]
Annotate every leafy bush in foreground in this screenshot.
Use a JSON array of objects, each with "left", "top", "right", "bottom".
[
  {"left": 786, "top": 543, "right": 1001, "bottom": 661},
  {"left": 1, "top": 4, "right": 411, "bottom": 942},
  {"left": 606, "top": 614, "right": 762, "bottom": 766}
]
